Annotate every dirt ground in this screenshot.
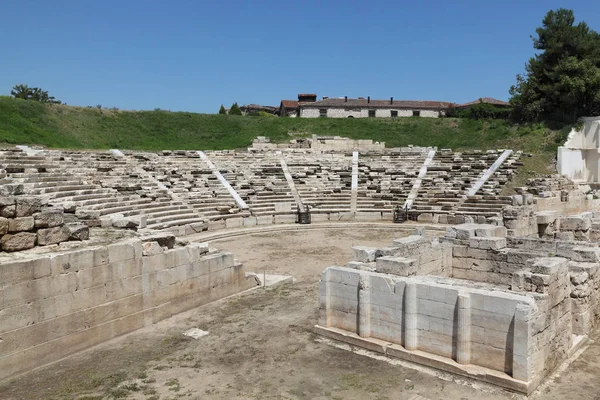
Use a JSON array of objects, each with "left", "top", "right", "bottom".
[{"left": 1, "top": 227, "right": 600, "bottom": 400}]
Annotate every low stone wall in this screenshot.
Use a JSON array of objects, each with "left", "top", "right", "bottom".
[{"left": 0, "top": 237, "right": 259, "bottom": 380}]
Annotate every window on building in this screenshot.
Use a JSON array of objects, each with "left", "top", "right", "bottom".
[
  {"left": 368, "top": 109, "right": 376, "bottom": 118},
  {"left": 391, "top": 110, "right": 398, "bottom": 118},
  {"left": 413, "top": 110, "right": 421, "bottom": 117},
  {"left": 319, "top": 109, "right": 327, "bottom": 118}
]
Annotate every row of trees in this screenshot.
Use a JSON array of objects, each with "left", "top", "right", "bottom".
[
  {"left": 218, "top": 103, "right": 242, "bottom": 115},
  {"left": 10, "top": 84, "right": 61, "bottom": 104},
  {"left": 510, "top": 8, "right": 600, "bottom": 124}
]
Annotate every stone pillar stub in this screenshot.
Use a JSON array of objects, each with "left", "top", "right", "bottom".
[
  {"left": 358, "top": 274, "right": 371, "bottom": 337},
  {"left": 404, "top": 282, "right": 418, "bottom": 350},
  {"left": 456, "top": 293, "right": 471, "bottom": 365},
  {"left": 324, "top": 269, "right": 333, "bottom": 328}
]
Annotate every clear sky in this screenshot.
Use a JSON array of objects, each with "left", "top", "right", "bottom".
[{"left": 1, "top": 0, "right": 598, "bottom": 113}]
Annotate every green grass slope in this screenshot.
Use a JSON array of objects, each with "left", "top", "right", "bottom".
[{"left": 0, "top": 96, "right": 567, "bottom": 178}]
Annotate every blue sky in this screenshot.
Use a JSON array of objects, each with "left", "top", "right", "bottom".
[{"left": 1, "top": 0, "right": 598, "bottom": 113}]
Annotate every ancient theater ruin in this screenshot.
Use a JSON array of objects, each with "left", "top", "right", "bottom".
[{"left": 1, "top": 133, "right": 600, "bottom": 394}]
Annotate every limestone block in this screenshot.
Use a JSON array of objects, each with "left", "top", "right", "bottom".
[
  {"left": 0, "top": 183, "right": 23, "bottom": 196},
  {"left": 446, "top": 224, "right": 479, "bottom": 240},
  {"left": 113, "top": 216, "right": 146, "bottom": 230},
  {"left": 225, "top": 217, "right": 243, "bottom": 228},
  {"left": 375, "top": 256, "right": 417, "bottom": 276},
  {"left": 34, "top": 210, "right": 64, "bottom": 228},
  {"left": 8, "top": 216, "right": 35, "bottom": 232},
  {"left": 274, "top": 202, "right": 291, "bottom": 213},
  {"left": 274, "top": 214, "right": 296, "bottom": 224},
  {"left": 75, "top": 209, "right": 101, "bottom": 219},
  {"left": 140, "top": 232, "right": 175, "bottom": 249},
  {"left": 1, "top": 205, "right": 16, "bottom": 218},
  {"left": 63, "top": 223, "right": 90, "bottom": 241},
  {"left": 392, "top": 235, "right": 427, "bottom": 251},
  {"left": 0, "top": 216, "right": 8, "bottom": 235},
  {"left": 559, "top": 216, "right": 591, "bottom": 231},
  {"left": 557, "top": 245, "right": 600, "bottom": 263},
  {"left": 108, "top": 240, "right": 137, "bottom": 263},
  {"left": 0, "top": 196, "right": 15, "bottom": 207},
  {"left": 15, "top": 197, "right": 43, "bottom": 217},
  {"left": 474, "top": 225, "right": 507, "bottom": 238},
  {"left": 352, "top": 246, "right": 378, "bottom": 262},
  {"left": 555, "top": 231, "right": 575, "bottom": 241},
  {"left": 62, "top": 201, "right": 77, "bottom": 213},
  {"left": 256, "top": 215, "right": 273, "bottom": 225},
  {"left": 346, "top": 261, "right": 376, "bottom": 271},
  {"left": 243, "top": 216, "right": 257, "bottom": 227},
  {"left": 1, "top": 232, "right": 37, "bottom": 251},
  {"left": 142, "top": 241, "right": 163, "bottom": 256},
  {"left": 535, "top": 210, "right": 557, "bottom": 225},
  {"left": 37, "top": 226, "right": 70, "bottom": 246},
  {"left": 528, "top": 257, "right": 568, "bottom": 276},
  {"left": 468, "top": 237, "right": 507, "bottom": 250},
  {"left": 355, "top": 211, "right": 383, "bottom": 221}
]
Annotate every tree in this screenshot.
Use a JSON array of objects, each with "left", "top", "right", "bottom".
[
  {"left": 10, "top": 84, "right": 61, "bottom": 104},
  {"left": 218, "top": 104, "right": 227, "bottom": 114},
  {"left": 509, "top": 9, "right": 600, "bottom": 123},
  {"left": 229, "top": 102, "right": 242, "bottom": 115}
]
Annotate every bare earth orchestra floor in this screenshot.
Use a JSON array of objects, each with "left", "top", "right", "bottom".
[{"left": 0, "top": 227, "right": 599, "bottom": 400}]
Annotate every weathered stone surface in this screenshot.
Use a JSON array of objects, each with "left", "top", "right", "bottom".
[
  {"left": 8, "top": 216, "right": 35, "bottom": 232},
  {"left": 0, "top": 184, "right": 24, "bottom": 197},
  {"left": 0, "top": 217, "right": 8, "bottom": 235},
  {"left": 113, "top": 218, "right": 139, "bottom": 230},
  {"left": 75, "top": 209, "right": 101, "bottom": 219},
  {"left": 0, "top": 196, "right": 15, "bottom": 207},
  {"left": 63, "top": 223, "right": 90, "bottom": 241},
  {"left": 1, "top": 232, "right": 37, "bottom": 251},
  {"left": 469, "top": 237, "right": 507, "bottom": 250},
  {"left": 352, "top": 246, "right": 378, "bottom": 262},
  {"left": 140, "top": 231, "right": 176, "bottom": 249},
  {"left": 15, "top": 197, "right": 42, "bottom": 217},
  {"left": 1, "top": 205, "right": 16, "bottom": 218},
  {"left": 34, "top": 210, "right": 64, "bottom": 228},
  {"left": 142, "top": 241, "right": 164, "bottom": 256},
  {"left": 62, "top": 202, "right": 77, "bottom": 213},
  {"left": 376, "top": 256, "right": 417, "bottom": 276},
  {"left": 559, "top": 216, "right": 591, "bottom": 231},
  {"left": 37, "top": 226, "right": 70, "bottom": 246}
]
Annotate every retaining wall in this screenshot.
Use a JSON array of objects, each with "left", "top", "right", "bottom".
[{"left": 0, "top": 238, "right": 258, "bottom": 380}]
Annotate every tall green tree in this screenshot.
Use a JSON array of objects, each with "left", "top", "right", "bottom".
[
  {"left": 218, "top": 104, "right": 227, "bottom": 114},
  {"left": 229, "top": 102, "right": 242, "bottom": 115},
  {"left": 510, "top": 9, "right": 600, "bottom": 123}
]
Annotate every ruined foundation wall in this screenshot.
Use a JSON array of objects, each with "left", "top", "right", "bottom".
[
  {"left": 317, "top": 224, "right": 594, "bottom": 393},
  {"left": 319, "top": 267, "right": 539, "bottom": 381},
  {"left": 0, "top": 239, "right": 258, "bottom": 380}
]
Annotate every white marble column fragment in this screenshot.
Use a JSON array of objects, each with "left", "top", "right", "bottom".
[
  {"left": 512, "top": 304, "right": 532, "bottom": 382},
  {"left": 404, "top": 282, "right": 418, "bottom": 350},
  {"left": 322, "top": 269, "right": 332, "bottom": 327},
  {"left": 456, "top": 293, "right": 471, "bottom": 365},
  {"left": 357, "top": 274, "right": 371, "bottom": 337}
]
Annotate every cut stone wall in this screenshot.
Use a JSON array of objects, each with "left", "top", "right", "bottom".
[
  {"left": 0, "top": 237, "right": 259, "bottom": 380},
  {"left": 0, "top": 194, "right": 89, "bottom": 252},
  {"left": 316, "top": 224, "right": 598, "bottom": 393}
]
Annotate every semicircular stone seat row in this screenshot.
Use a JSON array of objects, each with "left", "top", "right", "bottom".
[{"left": 0, "top": 146, "right": 522, "bottom": 234}]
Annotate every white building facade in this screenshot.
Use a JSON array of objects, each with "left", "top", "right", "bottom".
[{"left": 299, "top": 97, "right": 451, "bottom": 119}]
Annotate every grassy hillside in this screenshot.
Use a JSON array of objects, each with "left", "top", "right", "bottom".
[{"left": 0, "top": 96, "right": 567, "bottom": 178}]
